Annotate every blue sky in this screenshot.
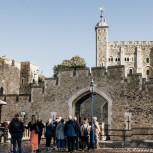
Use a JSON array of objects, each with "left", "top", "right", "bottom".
[{"left": 0, "top": 0, "right": 153, "bottom": 77}]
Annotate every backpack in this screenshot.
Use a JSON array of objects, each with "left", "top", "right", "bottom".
[{"left": 83, "top": 125, "right": 88, "bottom": 137}]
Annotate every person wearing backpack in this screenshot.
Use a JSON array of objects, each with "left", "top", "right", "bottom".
[
  {"left": 9, "top": 114, "right": 24, "bottom": 153},
  {"left": 80, "top": 118, "right": 90, "bottom": 152}
]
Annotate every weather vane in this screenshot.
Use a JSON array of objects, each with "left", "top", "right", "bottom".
[{"left": 100, "top": 5, "right": 104, "bottom": 18}]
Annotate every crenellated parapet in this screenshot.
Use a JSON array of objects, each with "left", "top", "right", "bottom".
[
  {"left": 109, "top": 41, "right": 153, "bottom": 47},
  {"left": 45, "top": 78, "right": 57, "bottom": 87},
  {"left": 58, "top": 68, "right": 90, "bottom": 80},
  {"left": 91, "top": 67, "right": 106, "bottom": 77},
  {"left": 0, "top": 94, "right": 31, "bottom": 103},
  {"left": 107, "top": 65, "right": 125, "bottom": 81}
]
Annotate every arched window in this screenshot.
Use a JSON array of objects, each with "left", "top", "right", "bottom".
[
  {"left": 146, "top": 70, "right": 149, "bottom": 75},
  {"left": 125, "top": 58, "right": 126, "bottom": 61},
  {"left": 0, "top": 87, "right": 3, "bottom": 95},
  {"left": 115, "top": 58, "right": 117, "bottom": 61},
  {"left": 108, "top": 58, "right": 110, "bottom": 62},
  {"left": 111, "top": 58, "right": 113, "bottom": 62},
  {"left": 22, "top": 79, "right": 24, "bottom": 84},
  {"left": 129, "top": 69, "right": 133, "bottom": 75},
  {"left": 127, "top": 58, "right": 129, "bottom": 62},
  {"left": 146, "top": 58, "right": 149, "bottom": 63},
  {"left": 118, "top": 58, "right": 120, "bottom": 61}
]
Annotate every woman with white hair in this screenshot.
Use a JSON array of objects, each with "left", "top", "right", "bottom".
[
  {"left": 45, "top": 118, "right": 55, "bottom": 151},
  {"left": 56, "top": 118, "right": 65, "bottom": 150},
  {"left": 93, "top": 117, "right": 101, "bottom": 149}
]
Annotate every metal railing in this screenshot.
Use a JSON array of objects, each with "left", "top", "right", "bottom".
[{"left": 7, "top": 128, "right": 45, "bottom": 141}]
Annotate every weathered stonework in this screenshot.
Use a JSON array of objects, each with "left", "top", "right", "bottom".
[
  {"left": 0, "top": 12, "right": 153, "bottom": 142},
  {"left": 96, "top": 16, "right": 153, "bottom": 79},
  {"left": 0, "top": 66, "right": 153, "bottom": 141}
]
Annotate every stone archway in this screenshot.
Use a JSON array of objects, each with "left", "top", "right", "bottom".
[{"left": 67, "top": 87, "right": 112, "bottom": 128}]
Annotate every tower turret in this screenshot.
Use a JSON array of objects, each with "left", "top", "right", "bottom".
[{"left": 95, "top": 6, "right": 109, "bottom": 67}]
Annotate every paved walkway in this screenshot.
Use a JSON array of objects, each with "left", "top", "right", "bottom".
[{"left": 1, "top": 141, "right": 153, "bottom": 153}]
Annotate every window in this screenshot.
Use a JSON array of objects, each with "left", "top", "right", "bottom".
[
  {"left": 118, "top": 58, "right": 120, "bottom": 61},
  {"left": 0, "top": 87, "right": 3, "bottom": 95},
  {"left": 111, "top": 58, "right": 113, "bottom": 62},
  {"left": 127, "top": 58, "right": 129, "bottom": 62},
  {"left": 115, "top": 58, "right": 117, "bottom": 61},
  {"left": 108, "top": 58, "right": 110, "bottom": 62},
  {"left": 129, "top": 69, "right": 133, "bottom": 75},
  {"left": 125, "top": 58, "right": 126, "bottom": 61},
  {"left": 146, "top": 70, "right": 149, "bottom": 75},
  {"left": 146, "top": 58, "right": 149, "bottom": 63}
]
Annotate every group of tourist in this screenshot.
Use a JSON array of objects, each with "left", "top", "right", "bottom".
[{"left": 8, "top": 113, "right": 101, "bottom": 153}]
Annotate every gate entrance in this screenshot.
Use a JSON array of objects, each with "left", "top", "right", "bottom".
[
  {"left": 74, "top": 93, "right": 108, "bottom": 125},
  {"left": 68, "top": 88, "right": 112, "bottom": 130}
]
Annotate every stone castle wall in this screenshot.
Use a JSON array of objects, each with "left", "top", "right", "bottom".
[
  {"left": 0, "top": 58, "right": 20, "bottom": 94},
  {"left": 108, "top": 41, "right": 153, "bottom": 78},
  {"left": 0, "top": 65, "right": 153, "bottom": 141},
  {"left": 1, "top": 66, "right": 153, "bottom": 138}
]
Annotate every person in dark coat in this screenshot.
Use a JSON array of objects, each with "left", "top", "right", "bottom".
[
  {"left": 73, "top": 117, "right": 80, "bottom": 150},
  {"left": 64, "top": 115, "right": 76, "bottom": 153},
  {"left": 45, "top": 118, "right": 55, "bottom": 151},
  {"left": 37, "top": 118, "right": 45, "bottom": 152},
  {"left": 9, "top": 114, "right": 24, "bottom": 153}
]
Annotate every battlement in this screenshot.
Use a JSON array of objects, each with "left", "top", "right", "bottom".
[
  {"left": 109, "top": 41, "right": 153, "bottom": 46},
  {"left": 0, "top": 94, "right": 31, "bottom": 102},
  {"left": 0, "top": 56, "right": 21, "bottom": 69},
  {"left": 58, "top": 68, "right": 90, "bottom": 79}
]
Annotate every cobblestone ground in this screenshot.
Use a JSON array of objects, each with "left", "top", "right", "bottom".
[{"left": 1, "top": 141, "right": 153, "bottom": 153}]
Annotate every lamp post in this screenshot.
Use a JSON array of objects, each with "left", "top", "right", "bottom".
[{"left": 90, "top": 79, "right": 95, "bottom": 148}]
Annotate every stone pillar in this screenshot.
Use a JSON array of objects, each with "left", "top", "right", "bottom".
[
  {"left": 137, "top": 47, "right": 142, "bottom": 73},
  {"left": 120, "top": 47, "right": 124, "bottom": 65},
  {"left": 101, "top": 122, "right": 106, "bottom": 141}
]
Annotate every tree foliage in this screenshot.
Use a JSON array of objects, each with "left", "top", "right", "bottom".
[
  {"left": 53, "top": 56, "right": 86, "bottom": 77},
  {"left": 38, "top": 74, "right": 46, "bottom": 83}
]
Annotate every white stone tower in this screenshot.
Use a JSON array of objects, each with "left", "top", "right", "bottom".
[{"left": 95, "top": 6, "right": 108, "bottom": 67}]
